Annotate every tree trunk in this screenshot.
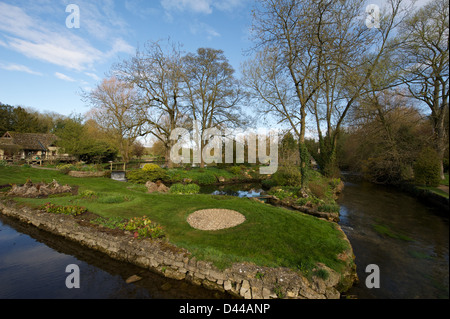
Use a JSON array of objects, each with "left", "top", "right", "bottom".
[{"left": 298, "top": 142, "right": 310, "bottom": 188}]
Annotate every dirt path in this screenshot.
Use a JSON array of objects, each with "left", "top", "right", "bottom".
[{"left": 438, "top": 185, "right": 449, "bottom": 194}]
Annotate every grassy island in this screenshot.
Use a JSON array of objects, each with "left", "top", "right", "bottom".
[{"left": 0, "top": 165, "right": 352, "bottom": 279}]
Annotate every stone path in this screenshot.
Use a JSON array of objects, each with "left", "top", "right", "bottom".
[{"left": 187, "top": 209, "right": 246, "bottom": 231}]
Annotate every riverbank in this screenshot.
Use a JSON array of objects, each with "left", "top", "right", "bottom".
[
  {"left": 340, "top": 172, "right": 449, "bottom": 212},
  {"left": 0, "top": 166, "right": 357, "bottom": 299},
  {"left": 0, "top": 200, "right": 356, "bottom": 299}
]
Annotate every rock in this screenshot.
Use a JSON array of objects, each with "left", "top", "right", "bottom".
[
  {"left": 262, "top": 287, "right": 272, "bottom": 299},
  {"left": 7, "top": 179, "right": 73, "bottom": 198},
  {"left": 145, "top": 181, "right": 169, "bottom": 193},
  {"left": 217, "top": 176, "right": 225, "bottom": 183},
  {"left": 223, "top": 280, "right": 232, "bottom": 291},
  {"left": 240, "top": 280, "right": 250, "bottom": 298},
  {"left": 164, "top": 267, "right": 186, "bottom": 280},
  {"left": 160, "top": 282, "right": 172, "bottom": 291},
  {"left": 125, "top": 275, "right": 142, "bottom": 284}
]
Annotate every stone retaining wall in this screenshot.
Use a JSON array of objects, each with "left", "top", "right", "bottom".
[
  {"left": 68, "top": 171, "right": 106, "bottom": 178},
  {"left": 0, "top": 201, "right": 357, "bottom": 299}
]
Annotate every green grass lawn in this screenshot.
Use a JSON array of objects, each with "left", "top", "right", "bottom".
[
  {"left": 0, "top": 166, "right": 350, "bottom": 275},
  {"left": 442, "top": 173, "right": 449, "bottom": 187}
]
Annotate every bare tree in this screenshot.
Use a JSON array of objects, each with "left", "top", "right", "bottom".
[
  {"left": 307, "top": 0, "right": 411, "bottom": 177},
  {"left": 84, "top": 77, "right": 144, "bottom": 170},
  {"left": 397, "top": 0, "right": 449, "bottom": 179},
  {"left": 246, "top": 0, "right": 410, "bottom": 180},
  {"left": 115, "top": 40, "right": 188, "bottom": 168},
  {"left": 182, "top": 48, "right": 243, "bottom": 168},
  {"left": 245, "top": 0, "right": 325, "bottom": 186}
]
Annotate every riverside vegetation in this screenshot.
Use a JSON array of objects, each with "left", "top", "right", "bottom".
[{"left": 0, "top": 164, "right": 355, "bottom": 292}]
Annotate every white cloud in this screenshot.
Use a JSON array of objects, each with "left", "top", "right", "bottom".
[
  {"left": 189, "top": 21, "right": 221, "bottom": 40},
  {"left": 85, "top": 72, "right": 101, "bottom": 81},
  {"left": 107, "top": 38, "right": 136, "bottom": 57},
  {"left": 213, "top": 0, "right": 248, "bottom": 12},
  {"left": 160, "top": 0, "right": 247, "bottom": 14},
  {"left": 55, "top": 72, "right": 76, "bottom": 82},
  {"left": 161, "top": 0, "right": 213, "bottom": 14},
  {"left": 0, "top": 62, "right": 42, "bottom": 76},
  {"left": 0, "top": 2, "right": 134, "bottom": 72},
  {"left": 6, "top": 36, "right": 102, "bottom": 71}
]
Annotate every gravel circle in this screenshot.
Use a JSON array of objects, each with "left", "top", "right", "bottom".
[{"left": 187, "top": 209, "right": 246, "bottom": 231}]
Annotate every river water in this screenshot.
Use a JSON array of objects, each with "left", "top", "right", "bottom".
[
  {"left": 0, "top": 214, "right": 230, "bottom": 299},
  {"left": 338, "top": 174, "right": 449, "bottom": 299},
  {"left": 1, "top": 177, "right": 448, "bottom": 299}
]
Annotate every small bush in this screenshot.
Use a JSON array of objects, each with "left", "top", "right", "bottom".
[
  {"left": 169, "top": 183, "right": 200, "bottom": 194},
  {"left": 79, "top": 190, "right": 98, "bottom": 200},
  {"left": 308, "top": 180, "right": 327, "bottom": 199},
  {"left": 91, "top": 216, "right": 165, "bottom": 239},
  {"left": 142, "top": 163, "right": 162, "bottom": 172},
  {"left": 268, "top": 187, "right": 297, "bottom": 200},
  {"left": 413, "top": 147, "right": 441, "bottom": 187},
  {"left": 127, "top": 168, "right": 167, "bottom": 184},
  {"left": 40, "top": 203, "right": 87, "bottom": 216},
  {"left": 195, "top": 173, "right": 217, "bottom": 185},
  {"left": 227, "top": 166, "right": 242, "bottom": 175},
  {"left": 317, "top": 203, "right": 340, "bottom": 214},
  {"left": 122, "top": 216, "right": 165, "bottom": 239},
  {"left": 271, "top": 166, "right": 302, "bottom": 187}
]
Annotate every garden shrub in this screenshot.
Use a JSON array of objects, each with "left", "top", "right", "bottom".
[
  {"left": 40, "top": 203, "right": 87, "bottom": 216},
  {"left": 413, "top": 147, "right": 441, "bottom": 187},
  {"left": 308, "top": 180, "right": 327, "bottom": 199},
  {"left": 169, "top": 183, "right": 200, "bottom": 194},
  {"left": 127, "top": 166, "right": 168, "bottom": 184},
  {"left": 142, "top": 163, "right": 162, "bottom": 172},
  {"left": 122, "top": 216, "right": 165, "bottom": 239},
  {"left": 271, "top": 165, "right": 302, "bottom": 187},
  {"left": 91, "top": 216, "right": 165, "bottom": 239},
  {"left": 227, "top": 166, "right": 242, "bottom": 175},
  {"left": 195, "top": 173, "right": 217, "bottom": 185},
  {"left": 79, "top": 190, "right": 98, "bottom": 200}
]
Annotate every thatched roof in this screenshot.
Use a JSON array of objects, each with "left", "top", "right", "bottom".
[{"left": 0, "top": 132, "right": 58, "bottom": 151}]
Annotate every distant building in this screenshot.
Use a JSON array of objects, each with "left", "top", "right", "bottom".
[{"left": 0, "top": 131, "right": 60, "bottom": 161}]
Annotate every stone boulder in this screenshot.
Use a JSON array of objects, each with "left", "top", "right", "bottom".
[
  {"left": 7, "top": 179, "right": 73, "bottom": 198},
  {"left": 145, "top": 180, "right": 169, "bottom": 193}
]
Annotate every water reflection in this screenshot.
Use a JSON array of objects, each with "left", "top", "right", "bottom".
[
  {"left": 338, "top": 177, "right": 449, "bottom": 299},
  {"left": 0, "top": 215, "right": 232, "bottom": 299},
  {"left": 201, "top": 183, "right": 265, "bottom": 198}
]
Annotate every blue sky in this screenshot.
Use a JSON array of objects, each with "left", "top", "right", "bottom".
[
  {"left": 0, "top": 0, "right": 430, "bottom": 120},
  {"left": 0, "top": 0, "right": 254, "bottom": 116}
]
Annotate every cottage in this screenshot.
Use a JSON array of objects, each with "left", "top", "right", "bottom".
[{"left": 0, "top": 132, "right": 60, "bottom": 161}]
